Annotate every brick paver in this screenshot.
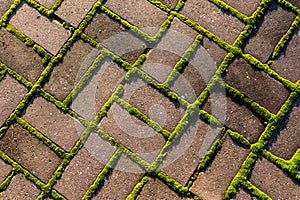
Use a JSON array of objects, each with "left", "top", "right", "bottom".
[
  {"left": 0, "top": 0, "right": 300, "bottom": 199},
  {"left": 9, "top": 2, "right": 71, "bottom": 55}
]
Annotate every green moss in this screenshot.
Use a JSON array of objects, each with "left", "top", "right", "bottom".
[
  {"left": 227, "top": 129, "right": 251, "bottom": 148},
  {"left": 126, "top": 176, "right": 149, "bottom": 200}
]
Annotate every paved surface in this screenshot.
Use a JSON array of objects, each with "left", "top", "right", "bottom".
[{"left": 0, "top": 0, "right": 300, "bottom": 199}]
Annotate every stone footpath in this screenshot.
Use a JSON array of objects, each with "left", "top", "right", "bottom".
[{"left": 0, "top": 0, "right": 300, "bottom": 199}]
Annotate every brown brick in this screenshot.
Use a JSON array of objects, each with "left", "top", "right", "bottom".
[
  {"left": 0, "top": 123, "right": 62, "bottom": 182},
  {"left": 23, "top": 97, "right": 83, "bottom": 151},
  {"left": 268, "top": 96, "right": 300, "bottom": 159},
  {"left": 55, "top": 0, "right": 97, "bottom": 27},
  {"left": 180, "top": 0, "right": 244, "bottom": 44},
  {"left": 92, "top": 154, "right": 144, "bottom": 199},
  {"left": 271, "top": 28, "right": 300, "bottom": 83},
  {"left": 99, "top": 103, "right": 166, "bottom": 163},
  {"left": 190, "top": 136, "right": 250, "bottom": 200},
  {"left": 0, "top": 174, "right": 40, "bottom": 200},
  {"left": 250, "top": 157, "right": 300, "bottom": 199},
  {"left": 160, "top": 120, "right": 222, "bottom": 185},
  {"left": 224, "top": 58, "right": 290, "bottom": 114},
  {"left": 9, "top": 2, "right": 71, "bottom": 55},
  {"left": 244, "top": 3, "right": 296, "bottom": 63},
  {"left": 0, "top": 158, "right": 11, "bottom": 183},
  {"left": 54, "top": 134, "right": 114, "bottom": 199},
  {"left": 0, "top": 75, "right": 27, "bottom": 126},
  {"left": 0, "top": 28, "right": 44, "bottom": 82},
  {"left": 44, "top": 39, "right": 95, "bottom": 101},
  {"left": 104, "top": 0, "right": 168, "bottom": 36}
]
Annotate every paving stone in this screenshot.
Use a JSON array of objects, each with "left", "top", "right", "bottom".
[
  {"left": 35, "top": 0, "right": 56, "bottom": 9},
  {"left": 0, "top": 158, "right": 12, "bottom": 183},
  {"left": 92, "top": 154, "right": 144, "bottom": 199},
  {"left": 124, "top": 78, "right": 184, "bottom": 132},
  {"left": 55, "top": 0, "right": 97, "bottom": 27},
  {"left": 9, "top": 2, "right": 71, "bottom": 55},
  {"left": 202, "top": 37, "right": 228, "bottom": 67},
  {"left": 44, "top": 39, "right": 95, "bottom": 101},
  {"left": 0, "top": 173, "right": 40, "bottom": 199},
  {"left": 180, "top": 0, "right": 245, "bottom": 44},
  {"left": 71, "top": 59, "right": 126, "bottom": 120},
  {"left": 99, "top": 103, "right": 166, "bottom": 163},
  {"left": 170, "top": 45, "right": 218, "bottom": 103},
  {"left": 0, "top": 123, "right": 62, "bottom": 182},
  {"left": 250, "top": 157, "right": 300, "bottom": 199},
  {"left": 221, "top": 0, "right": 261, "bottom": 16},
  {"left": 137, "top": 177, "right": 192, "bottom": 200},
  {"left": 267, "top": 96, "right": 300, "bottom": 160},
  {"left": 140, "top": 49, "right": 178, "bottom": 83},
  {"left": 160, "top": 120, "right": 222, "bottom": 185},
  {"left": 203, "top": 94, "right": 266, "bottom": 143},
  {"left": 54, "top": 136, "right": 114, "bottom": 200},
  {"left": 224, "top": 58, "right": 290, "bottom": 114},
  {"left": 159, "top": 0, "right": 178, "bottom": 9},
  {"left": 0, "top": 27, "right": 44, "bottom": 83},
  {"left": 85, "top": 10, "right": 146, "bottom": 63},
  {"left": 23, "top": 96, "right": 84, "bottom": 151},
  {"left": 190, "top": 136, "right": 250, "bottom": 200},
  {"left": 0, "top": 75, "right": 27, "bottom": 127},
  {"left": 0, "top": 0, "right": 14, "bottom": 17},
  {"left": 244, "top": 3, "right": 296, "bottom": 63},
  {"left": 271, "top": 28, "right": 300, "bottom": 83},
  {"left": 231, "top": 189, "right": 259, "bottom": 199},
  {"left": 104, "top": 0, "right": 168, "bottom": 36}
]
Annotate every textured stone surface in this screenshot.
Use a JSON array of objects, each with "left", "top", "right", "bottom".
[
  {"left": 0, "top": 174, "right": 40, "bottom": 199},
  {"left": 268, "top": 96, "right": 300, "bottom": 159},
  {"left": 99, "top": 103, "right": 166, "bottom": 163},
  {"left": 0, "top": 27, "right": 44, "bottom": 82},
  {"left": 23, "top": 97, "right": 83, "bottom": 151},
  {"left": 44, "top": 39, "right": 95, "bottom": 101},
  {"left": 181, "top": 0, "right": 245, "bottom": 44},
  {"left": 0, "top": 123, "right": 62, "bottom": 182},
  {"left": 244, "top": 3, "right": 296, "bottom": 63},
  {"left": 160, "top": 120, "right": 222, "bottom": 185},
  {"left": 250, "top": 157, "right": 300, "bottom": 199},
  {"left": 0, "top": 158, "right": 11, "bottom": 183},
  {"left": 0, "top": 75, "right": 27, "bottom": 127},
  {"left": 92, "top": 154, "right": 144, "bottom": 199},
  {"left": 125, "top": 79, "right": 184, "bottom": 132},
  {"left": 271, "top": 28, "right": 300, "bottom": 83},
  {"left": 35, "top": 0, "right": 56, "bottom": 9},
  {"left": 71, "top": 60, "right": 126, "bottom": 120},
  {"left": 54, "top": 143, "right": 110, "bottom": 200},
  {"left": 221, "top": 0, "right": 261, "bottom": 16},
  {"left": 55, "top": 0, "right": 97, "bottom": 27},
  {"left": 204, "top": 95, "right": 266, "bottom": 143},
  {"left": 224, "top": 58, "right": 290, "bottom": 114},
  {"left": 9, "top": 2, "right": 71, "bottom": 55},
  {"left": 0, "top": 0, "right": 14, "bottom": 17},
  {"left": 104, "top": 0, "right": 168, "bottom": 35},
  {"left": 190, "top": 136, "right": 250, "bottom": 200}
]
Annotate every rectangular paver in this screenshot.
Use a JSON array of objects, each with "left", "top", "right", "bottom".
[
  {"left": 180, "top": 0, "right": 245, "bottom": 44},
  {"left": 9, "top": 2, "right": 71, "bottom": 55},
  {"left": 0, "top": 28, "right": 44, "bottom": 82},
  {"left": 0, "top": 174, "right": 40, "bottom": 200},
  {"left": 0, "top": 123, "right": 62, "bottom": 183},
  {"left": 190, "top": 136, "right": 250, "bottom": 200},
  {"left": 23, "top": 97, "right": 83, "bottom": 151},
  {"left": 0, "top": 75, "right": 27, "bottom": 127},
  {"left": 244, "top": 3, "right": 296, "bottom": 63}
]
